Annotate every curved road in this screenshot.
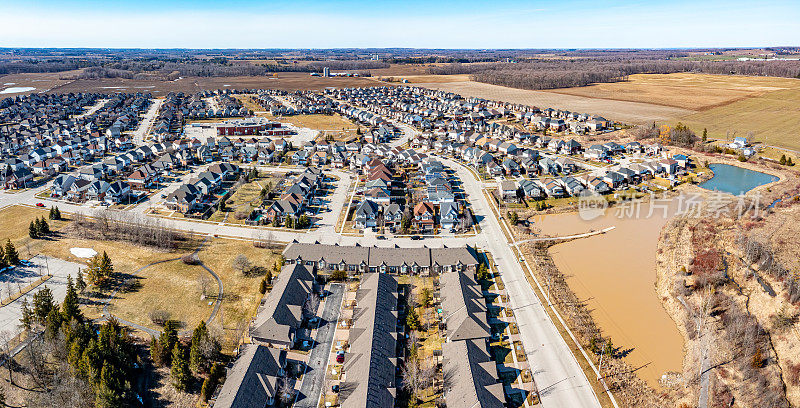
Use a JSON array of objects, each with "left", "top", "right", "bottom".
[
  {"left": 97, "top": 238, "right": 224, "bottom": 337},
  {"left": 0, "top": 121, "right": 604, "bottom": 407}
]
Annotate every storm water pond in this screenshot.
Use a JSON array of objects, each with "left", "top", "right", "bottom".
[{"left": 699, "top": 163, "right": 778, "bottom": 195}]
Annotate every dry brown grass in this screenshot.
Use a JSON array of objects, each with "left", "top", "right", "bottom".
[
  {"left": 198, "top": 238, "right": 281, "bottom": 351},
  {"left": 546, "top": 73, "right": 800, "bottom": 110},
  {"left": 45, "top": 72, "right": 383, "bottom": 95},
  {"left": 678, "top": 87, "right": 800, "bottom": 150},
  {"left": 416, "top": 80, "right": 692, "bottom": 124},
  {"left": 0, "top": 71, "right": 80, "bottom": 96}
]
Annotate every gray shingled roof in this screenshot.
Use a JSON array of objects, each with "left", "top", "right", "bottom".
[
  {"left": 341, "top": 273, "right": 398, "bottom": 408},
  {"left": 250, "top": 264, "right": 313, "bottom": 346},
  {"left": 283, "top": 243, "right": 370, "bottom": 266},
  {"left": 214, "top": 344, "right": 286, "bottom": 408},
  {"left": 440, "top": 270, "right": 491, "bottom": 342},
  {"left": 369, "top": 246, "right": 430, "bottom": 268},
  {"left": 282, "top": 244, "right": 479, "bottom": 270},
  {"left": 442, "top": 339, "right": 505, "bottom": 408}
]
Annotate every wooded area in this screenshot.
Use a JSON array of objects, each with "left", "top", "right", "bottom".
[{"left": 430, "top": 59, "right": 800, "bottom": 90}]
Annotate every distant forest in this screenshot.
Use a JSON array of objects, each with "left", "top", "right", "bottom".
[
  {"left": 1, "top": 48, "right": 799, "bottom": 88},
  {"left": 429, "top": 59, "right": 800, "bottom": 90},
  {"left": 74, "top": 60, "right": 389, "bottom": 80}
]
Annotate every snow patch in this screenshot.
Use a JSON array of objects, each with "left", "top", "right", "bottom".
[
  {"left": 70, "top": 247, "right": 97, "bottom": 258},
  {"left": 0, "top": 87, "right": 36, "bottom": 94}
]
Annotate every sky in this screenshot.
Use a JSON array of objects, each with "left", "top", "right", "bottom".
[{"left": 0, "top": 0, "right": 798, "bottom": 49}]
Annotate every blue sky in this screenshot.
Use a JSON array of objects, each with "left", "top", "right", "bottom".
[{"left": 1, "top": 0, "right": 798, "bottom": 48}]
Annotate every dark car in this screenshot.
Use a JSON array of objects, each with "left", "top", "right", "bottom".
[
  {"left": 376, "top": 235, "right": 386, "bottom": 240},
  {"left": 332, "top": 384, "right": 340, "bottom": 393},
  {"left": 410, "top": 235, "right": 421, "bottom": 240}
]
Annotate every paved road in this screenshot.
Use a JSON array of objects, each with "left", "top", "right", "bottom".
[
  {"left": 440, "top": 156, "right": 602, "bottom": 408},
  {"left": 74, "top": 98, "right": 108, "bottom": 119},
  {"left": 98, "top": 238, "right": 223, "bottom": 337},
  {"left": 0, "top": 122, "right": 603, "bottom": 407},
  {"left": 132, "top": 98, "right": 163, "bottom": 146},
  {"left": 294, "top": 283, "right": 344, "bottom": 408}
]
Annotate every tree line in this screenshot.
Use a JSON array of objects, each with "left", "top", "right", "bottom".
[
  {"left": 429, "top": 59, "right": 800, "bottom": 90},
  {"left": 70, "top": 210, "right": 185, "bottom": 250},
  {"left": 73, "top": 59, "right": 389, "bottom": 80}
]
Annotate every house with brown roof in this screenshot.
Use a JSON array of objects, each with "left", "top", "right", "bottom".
[{"left": 413, "top": 201, "right": 436, "bottom": 233}]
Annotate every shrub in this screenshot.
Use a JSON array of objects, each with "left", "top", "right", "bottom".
[
  {"left": 181, "top": 254, "right": 200, "bottom": 265},
  {"left": 150, "top": 310, "right": 171, "bottom": 326}
]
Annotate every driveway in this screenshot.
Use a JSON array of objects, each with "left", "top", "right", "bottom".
[{"left": 294, "top": 283, "right": 345, "bottom": 408}]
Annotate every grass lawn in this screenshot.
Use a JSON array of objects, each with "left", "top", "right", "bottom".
[
  {"left": 0, "top": 205, "right": 69, "bottom": 251},
  {"left": 109, "top": 259, "right": 209, "bottom": 332},
  {"left": 0, "top": 205, "right": 281, "bottom": 350},
  {"left": 207, "top": 175, "right": 280, "bottom": 224},
  {"left": 35, "top": 236, "right": 187, "bottom": 320},
  {"left": 198, "top": 238, "right": 282, "bottom": 351}
]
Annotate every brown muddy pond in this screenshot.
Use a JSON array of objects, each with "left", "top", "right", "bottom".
[{"left": 530, "top": 201, "right": 683, "bottom": 388}]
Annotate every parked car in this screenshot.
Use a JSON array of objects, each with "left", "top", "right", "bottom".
[
  {"left": 410, "top": 235, "right": 421, "bottom": 240},
  {"left": 336, "top": 351, "right": 345, "bottom": 364},
  {"left": 331, "top": 384, "right": 340, "bottom": 393}
]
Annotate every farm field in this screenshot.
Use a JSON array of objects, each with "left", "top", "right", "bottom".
[
  {"left": 545, "top": 73, "right": 800, "bottom": 110},
  {"left": 38, "top": 71, "right": 382, "bottom": 95},
  {"left": 679, "top": 87, "right": 800, "bottom": 150},
  {"left": 419, "top": 72, "right": 800, "bottom": 152},
  {"left": 0, "top": 71, "right": 81, "bottom": 96},
  {"left": 416, "top": 80, "right": 693, "bottom": 124}
]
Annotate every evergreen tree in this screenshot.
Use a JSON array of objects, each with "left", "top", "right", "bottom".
[
  {"left": 54, "top": 206, "right": 62, "bottom": 220},
  {"left": 406, "top": 307, "right": 421, "bottom": 331},
  {"left": 789, "top": 157, "right": 795, "bottom": 166},
  {"left": 189, "top": 321, "right": 210, "bottom": 374},
  {"left": 20, "top": 298, "right": 34, "bottom": 331},
  {"left": 44, "top": 308, "right": 63, "bottom": 340},
  {"left": 86, "top": 255, "right": 105, "bottom": 286},
  {"left": 702, "top": 128, "right": 708, "bottom": 142},
  {"left": 49, "top": 206, "right": 56, "bottom": 220},
  {"left": 150, "top": 335, "right": 164, "bottom": 367},
  {"left": 39, "top": 216, "right": 50, "bottom": 234},
  {"left": 32, "top": 286, "right": 56, "bottom": 324},
  {"left": 62, "top": 275, "right": 82, "bottom": 321},
  {"left": 259, "top": 279, "right": 267, "bottom": 294},
  {"left": 4, "top": 239, "right": 19, "bottom": 265},
  {"left": 170, "top": 343, "right": 191, "bottom": 392},
  {"left": 68, "top": 340, "right": 84, "bottom": 370},
  {"left": 201, "top": 377, "right": 214, "bottom": 402},
  {"left": 100, "top": 251, "right": 114, "bottom": 276},
  {"left": 95, "top": 361, "right": 123, "bottom": 408},
  {"left": 0, "top": 246, "right": 6, "bottom": 269},
  {"left": 476, "top": 263, "right": 490, "bottom": 281},
  {"left": 265, "top": 269, "right": 273, "bottom": 285},
  {"left": 76, "top": 269, "right": 87, "bottom": 292},
  {"left": 780, "top": 154, "right": 787, "bottom": 165},
  {"left": 162, "top": 321, "right": 179, "bottom": 366},
  {"left": 87, "top": 252, "right": 114, "bottom": 286},
  {"left": 29, "top": 220, "right": 38, "bottom": 239}
]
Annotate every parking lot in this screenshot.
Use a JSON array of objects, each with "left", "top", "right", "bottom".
[{"left": 0, "top": 255, "right": 84, "bottom": 338}]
